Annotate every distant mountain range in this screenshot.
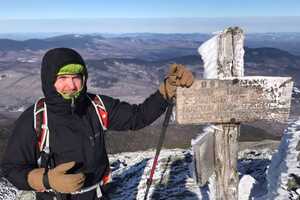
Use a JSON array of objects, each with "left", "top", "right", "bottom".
[
  {"left": 1, "top": 33, "right": 300, "bottom": 55},
  {"left": 0, "top": 33, "right": 299, "bottom": 113},
  {"left": 86, "top": 46, "right": 300, "bottom": 89}
]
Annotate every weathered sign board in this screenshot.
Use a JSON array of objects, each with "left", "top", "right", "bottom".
[{"left": 176, "top": 76, "right": 293, "bottom": 124}]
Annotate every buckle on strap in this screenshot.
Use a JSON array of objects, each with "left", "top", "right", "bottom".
[
  {"left": 96, "top": 184, "right": 102, "bottom": 198},
  {"left": 70, "top": 181, "right": 103, "bottom": 196},
  {"left": 45, "top": 181, "right": 104, "bottom": 197}
]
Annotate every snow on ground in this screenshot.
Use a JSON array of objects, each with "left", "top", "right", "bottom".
[
  {"left": 0, "top": 117, "right": 300, "bottom": 200},
  {"left": 293, "top": 87, "right": 300, "bottom": 103},
  {"left": 239, "top": 175, "right": 256, "bottom": 200},
  {"left": 266, "top": 117, "right": 300, "bottom": 200},
  {"left": 108, "top": 149, "right": 199, "bottom": 200},
  {"left": 294, "top": 87, "right": 300, "bottom": 94},
  {"left": 0, "top": 178, "right": 19, "bottom": 200},
  {"left": 0, "top": 148, "right": 274, "bottom": 200},
  {"left": 108, "top": 148, "right": 273, "bottom": 200}
]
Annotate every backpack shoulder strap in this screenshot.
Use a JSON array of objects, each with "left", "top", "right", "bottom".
[
  {"left": 87, "top": 93, "right": 108, "bottom": 131},
  {"left": 33, "top": 98, "right": 49, "bottom": 153}
]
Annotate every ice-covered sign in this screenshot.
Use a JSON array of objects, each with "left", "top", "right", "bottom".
[
  {"left": 180, "top": 27, "right": 294, "bottom": 200},
  {"left": 176, "top": 76, "right": 293, "bottom": 124}
]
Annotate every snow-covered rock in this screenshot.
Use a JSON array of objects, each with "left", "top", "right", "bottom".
[
  {"left": 267, "top": 117, "right": 300, "bottom": 199},
  {"left": 239, "top": 175, "right": 256, "bottom": 200},
  {"left": 293, "top": 87, "right": 300, "bottom": 94}
]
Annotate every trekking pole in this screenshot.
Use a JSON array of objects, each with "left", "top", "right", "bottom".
[{"left": 143, "top": 99, "right": 174, "bottom": 200}]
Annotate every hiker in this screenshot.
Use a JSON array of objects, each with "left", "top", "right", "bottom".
[{"left": 1, "top": 48, "right": 194, "bottom": 200}]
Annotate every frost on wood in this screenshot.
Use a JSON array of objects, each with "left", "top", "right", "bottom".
[
  {"left": 176, "top": 76, "right": 293, "bottom": 124},
  {"left": 230, "top": 28, "right": 244, "bottom": 77},
  {"left": 236, "top": 76, "right": 293, "bottom": 109},
  {"left": 198, "top": 35, "right": 219, "bottom": 79},
  {"left": 198, "top": 27, "right": 244, "bottom": 79}
]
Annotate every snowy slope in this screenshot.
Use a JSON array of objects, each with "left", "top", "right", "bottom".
[
  {"left": 266, "top": 117, "right": 300, "bottom": 200},
  {"left": 1, "top": 116, "right": 299, "bottom": 199},
  {"left": 0, "top": 147, "right": 276, "bottom": 200}
]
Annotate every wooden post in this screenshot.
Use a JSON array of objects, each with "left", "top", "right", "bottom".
[
  {"left": 214, "top": 124, "right": 239, "bottom": 200},
  {"left": 214, "top": 27, "right": 244, "bottom": 200}
]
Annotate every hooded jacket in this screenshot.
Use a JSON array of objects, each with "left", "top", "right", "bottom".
[{"left": 1, "top": 48, "right": 168, "bottom": 199}]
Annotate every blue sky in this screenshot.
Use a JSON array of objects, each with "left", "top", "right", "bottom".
[
  {"left": 2, "top": 0, "right": 300, "bottom": 19},
  {"left": 1, "top": 0, "right": 300, "bottom": 33}
]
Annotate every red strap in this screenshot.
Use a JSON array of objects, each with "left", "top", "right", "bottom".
[
  {"left": 34, "top": 98, "right": 47, "bottom": 152},
  {"left": 102, "top": 167, "right": 112, "bottom": 185},
  {"left": 88, "top": 93, "right": 108, "bottom": 130},
  {"left": 98, "top": 108, "right": 108, "bottom": 129}
]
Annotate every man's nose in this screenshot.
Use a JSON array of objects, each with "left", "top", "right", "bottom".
[{"left": 66, "top": 78, "right": 77, "bottom": 90}]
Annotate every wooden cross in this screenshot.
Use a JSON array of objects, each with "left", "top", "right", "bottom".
[{"left": 175, "top": 27, "right": 294, "bottom": 200}]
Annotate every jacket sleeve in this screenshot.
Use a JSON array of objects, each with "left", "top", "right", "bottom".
[
  {"left": 1, "top": 106, "right": 38, "bottom": 190},
  {"left": 102, "top": 90, "right": 169, "bottom": 131}
]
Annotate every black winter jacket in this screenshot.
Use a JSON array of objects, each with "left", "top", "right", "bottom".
[{"left": 1, "top": 48, "right": 168, "bottom": 199}]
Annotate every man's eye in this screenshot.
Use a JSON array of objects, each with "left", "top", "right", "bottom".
[
  {"left": 73, "top": 76, "right": 82, "bottom": 81},
  {"left": 57, "top": 76, "right": 66, "bottom": 80}
]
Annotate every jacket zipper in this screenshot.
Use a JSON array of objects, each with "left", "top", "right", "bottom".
[{"left": 71, "top": 97, "right": 75, "bottom": 115}]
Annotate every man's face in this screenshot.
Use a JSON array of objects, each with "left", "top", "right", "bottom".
[{"left": 54, "top": 74, "right": 82, "bottom": 96}]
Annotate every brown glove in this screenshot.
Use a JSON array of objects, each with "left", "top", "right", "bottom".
[
  {"left": 159, "top": 64, "right": 194, "bottom": 100},
  {"left": 48, "top": 161, "right": 85, "bottom": 193},
  {"left": 27, "top": 161, "right": 85, "bottom": 193},
  {"left": 28, "top": 168, "right": 46, "bottom": 192}
]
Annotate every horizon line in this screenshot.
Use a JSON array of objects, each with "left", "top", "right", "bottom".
[
  {"left": 1, "top": 32, "right": 300, "bottom": 36},
  {"left": 1, "top": 16, "right": 300, "bottom": 20}
]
